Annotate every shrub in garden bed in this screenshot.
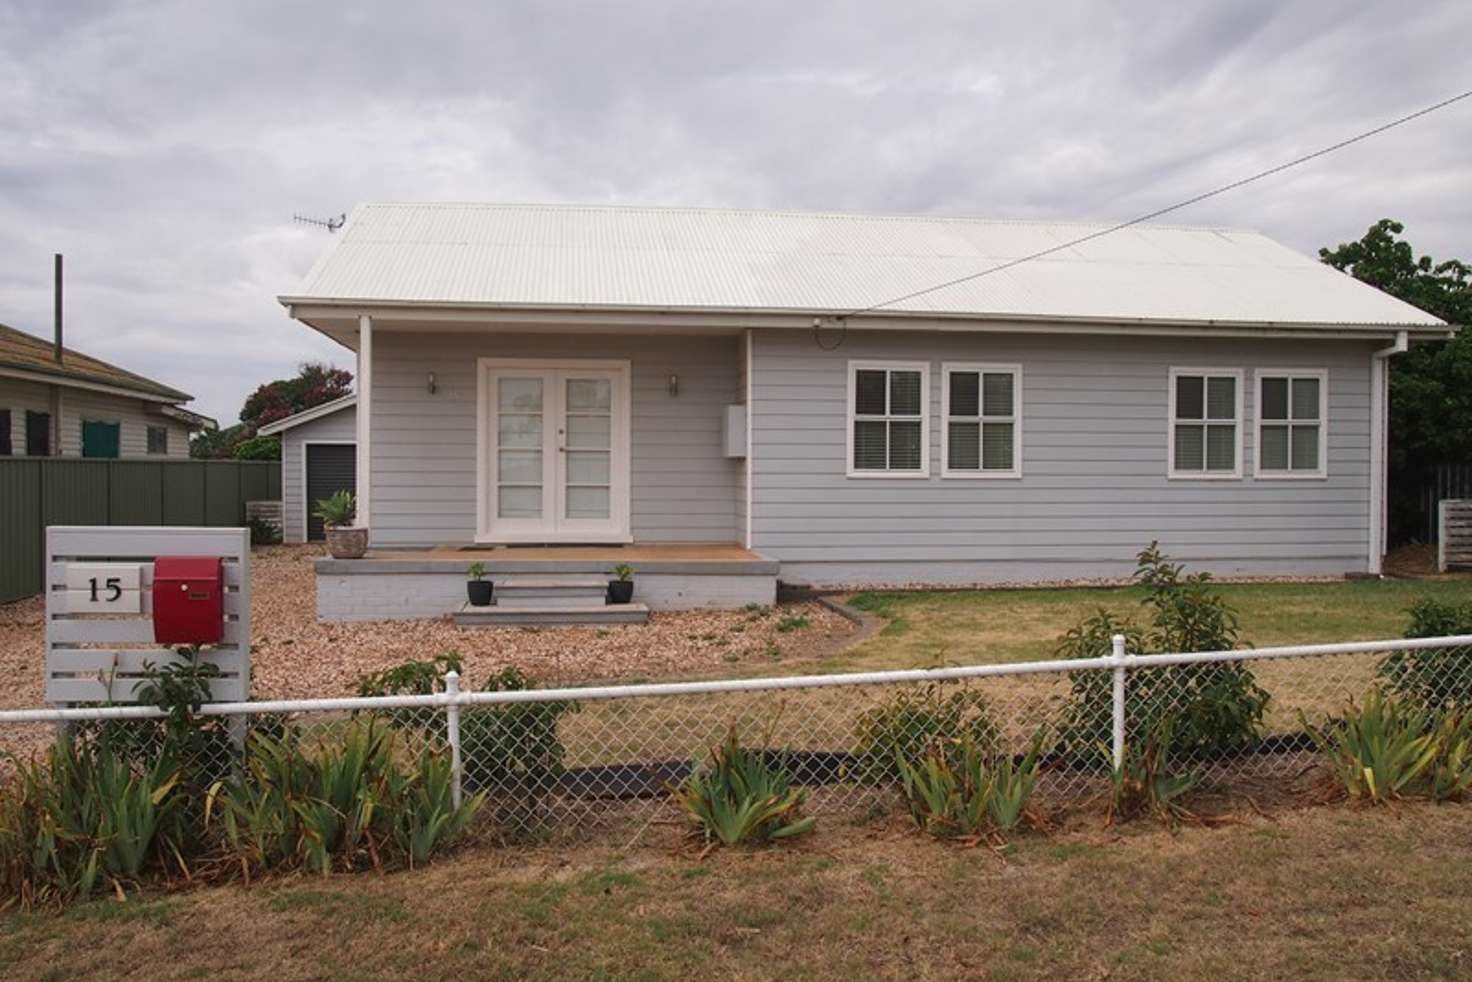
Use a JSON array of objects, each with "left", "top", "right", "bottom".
[
  {"left": 673, "top": 729, "right": 815, "bottom": 849},
  {"left": 896, "top": 732, "right": 1044, "bottom": 840},
  {"left": 1304, "top": 689, "right": 1472, "bottom": 803},
  {"left": 852, "top": 683, "right": 1000, "bottom": 784},
  {"left": 1377, "top": 598, "right": 1472, "bottom": 712}
]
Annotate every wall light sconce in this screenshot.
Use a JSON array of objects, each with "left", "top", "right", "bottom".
[
  {"left": 426, "top": 371, "right": 437, "bottom": 395},
  {"left": 668, "top": 373, "right": 679, "bottom": 397}
]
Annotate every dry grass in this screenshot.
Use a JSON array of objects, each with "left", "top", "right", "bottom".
[{"left": 4, "top": 799, "right": 1472, "bottom": 980}]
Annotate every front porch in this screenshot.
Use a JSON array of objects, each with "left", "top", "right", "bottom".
[{"left": 315, "top": 543, "right": 779, "bottom": 622}]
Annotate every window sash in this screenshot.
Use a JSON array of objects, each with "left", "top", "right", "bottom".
[
  {"left": 1169, "top": 370, "right": 1240, "bottom": 477},
  {"left": 943, "top": 365, "right": 1020, "bottom": 477},
  {"left": 850, "top": 363, "right": 928, "bottom": 475},
  {"left": 1257, "top": 372, "right": 1326, "bottom": 476}
]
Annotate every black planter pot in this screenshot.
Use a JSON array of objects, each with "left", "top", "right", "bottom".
[
  {"left": 607, "top": 580, "right": 635, "bottom": 605},
  {"left": 467, "top": 580, "right": 494, "bottom": 607}
]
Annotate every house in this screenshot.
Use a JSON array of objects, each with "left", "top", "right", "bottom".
[
  {"left": 279, "top": 202, "right": 1448, "bottom": 621},
  {"left": 257, "top": 394, "right": 357, "bottom": 543},
  {"left": 0, "top": 323, "right": 214, "bottom": 458}
]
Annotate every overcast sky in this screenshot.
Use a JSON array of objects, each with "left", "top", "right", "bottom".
[{"left": 2, "top": 1, "right": 1468, "bottom": 425}]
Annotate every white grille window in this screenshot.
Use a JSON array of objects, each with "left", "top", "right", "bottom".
[
  {"left": 848, "top": 361, "right": 929, "bottom": 477},
  {"left": 1168, "top": 368, "right": 1242, "bottom": 479},
  {"left": 942, "top": 363, "right": 1021, "bottom": 478},
  {"left": 1256, "top": 370, "right": 1327, "bottom": 478}
]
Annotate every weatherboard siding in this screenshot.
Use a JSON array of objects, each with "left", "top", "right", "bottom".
[
  {"left": 748, "top": 329, "right": 1375, "bottom": 584},
  {"left": 368, "top": 331, "right": 741, "bottom": 547},
  {"left": 1, "top": 379, "right": 189, "bottom": 458},
  {"left": 282, "top": 407, "right": 357, "bottom": 543}
]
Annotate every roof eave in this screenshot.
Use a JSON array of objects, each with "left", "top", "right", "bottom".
[{"left": 0, "top": 363, "right": 192, "bottom": 403}]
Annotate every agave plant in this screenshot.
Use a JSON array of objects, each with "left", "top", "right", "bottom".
[
  {"left": 673, "top": 730, "right": 815, "bottom": 848},
  {"left": 896, "top": 731, "right": 1043, "bottom": 839},
  {"left": 1305, "top": 690, "right": 1439, "bottom": 803}
]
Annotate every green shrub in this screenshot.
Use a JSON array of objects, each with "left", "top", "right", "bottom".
[
  {"left": 1301, "top": 689, "right": 1472, "bottom": 802},
  {"left": 1377, "top": 598, "right": 1472, "bottom": 711},
  {"left": 232, "top": 434, "right": 281, "bottom": 461},
  {"left": 775, "top": 615, "right": 810, "bottom": 633},
  {"left": 852, "top": 683, "right": 1000, "bottom": 783},
  {"left": 248, "top": 516, "right": 281, "bottom": 545},
  {"left": 1056, "top": 543, "right": 1269, "bottom": 766},
  {"left": 896, "top": 732, "right": 1043, "bottom": 839},
  {"left": 673, "top": 730, "right": 815, "bottom": 848}
]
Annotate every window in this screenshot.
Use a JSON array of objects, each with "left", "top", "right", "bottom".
[
  {"left": 942, "top": 363, "right": 1021, "bottom": 478},
  {"left": 0, "top": 410, "right": 10, "bottom": 456},
  {"left": 1168, "top": 368, "right": 1242, "bottom": 479},
  {"left": 81, "top": 419, "right": 120, "bottom": 458},
  {"left": 847, "top": 361, "right": 929, "bottom": 476},
  {"left": 147, "top": 425, "right": 169, "bottom": 455},
  {"left": 1256, "top": 370, "right": 1327, "bottom": 478},
  {"left": 25, "top": 411, "right": 50, "bottom": 456}
]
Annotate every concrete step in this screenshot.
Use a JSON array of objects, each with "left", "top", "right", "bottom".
[
  {"left": 453, "top": 602, "right": 649, "bottom": 627},
  {"left": 491, "top": 577, "right": 610, "bottom": 609}
]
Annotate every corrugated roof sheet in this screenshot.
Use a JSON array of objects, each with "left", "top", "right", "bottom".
[
  {"left": 284, "top": 202, "right": 1444, "bottom": 328},
  {"left": 0, "top": 323, "right": 192, "bottom": 401}
]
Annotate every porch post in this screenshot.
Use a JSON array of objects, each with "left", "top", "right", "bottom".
[{"left": 357, "top": 314, "right": 372, "bottom": 535}]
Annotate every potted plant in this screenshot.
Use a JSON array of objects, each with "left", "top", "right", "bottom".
[
  {"left": 313, "top": 490, "right": 367, "bottom": 559},
  {"left": 607, "top": 563, "right": 635, "bottom": 605},
  {"left": 467, "top": 561, "right": 494, "bottom": 607}
]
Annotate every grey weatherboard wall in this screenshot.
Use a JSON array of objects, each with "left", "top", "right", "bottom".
[
  {"left": 280, "top": 405, "right": 357, "bottom": 543},
  {"left": 748, "top": 329, "right": 1376, "bottom": 585},
  {"left": 368, "top": 331, "right": 741, "bottom": 546}
]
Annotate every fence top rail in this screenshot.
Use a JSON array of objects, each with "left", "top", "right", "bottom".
[{"left": 3, "top": 633, "right": 1470, "bottom": 725}]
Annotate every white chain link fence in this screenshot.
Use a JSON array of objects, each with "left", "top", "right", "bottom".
[{"left": 2, "top": 634, "right": 1470, "bottom": 846}]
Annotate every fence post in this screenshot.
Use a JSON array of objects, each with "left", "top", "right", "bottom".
[
  {"left": 1111, "top": 633, "right": 1128, "bottom": 771},
  {"left": 444, "top": 670, "right": 464, "bottom": 808}
]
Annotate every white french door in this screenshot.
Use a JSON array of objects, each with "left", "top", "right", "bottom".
[{"left": 478, "top": 360, "right": 631, "bottom": 543}]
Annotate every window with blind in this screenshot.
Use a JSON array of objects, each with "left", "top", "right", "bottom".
[
  {"left": 1168, "top": 368, "right": 1242, "bottom": 479},
  {"left": 147, "top": 425, "right": 169, "bottom": 455},
  {"left": 942, "top": 363, "right": 1020, "bottom": 478},
  {"left": 1256, "top": 370, "right": 1327, "bottom": 478},
  {"left": 848, "top": 361, "right": 929, "bottom": 476}
]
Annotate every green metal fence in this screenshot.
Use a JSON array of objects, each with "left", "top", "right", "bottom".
[{"left": 0, "top": 459, "right": 281, "bottom": 603}]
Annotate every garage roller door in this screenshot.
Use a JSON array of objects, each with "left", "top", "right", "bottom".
[{"left": 305, "top": 444, "right": 357, "bottom": 541}]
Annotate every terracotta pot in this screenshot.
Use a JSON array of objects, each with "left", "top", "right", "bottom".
[
  {"left": 467, "top": 580, "right": 494, "bottom": 606},
  {"left": 607, "top": 579, "right": 634, "bottom": 605},
  {"left": 325, "top": 525, "right": 368, "bottom": 559}
]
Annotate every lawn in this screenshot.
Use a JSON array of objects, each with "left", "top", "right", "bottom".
[
  {"left": 3, "top": 801, "right": 1471, "bottom": 980},
  {"left": 831, "top": 577, "right": 1472, "bottom": 672}
]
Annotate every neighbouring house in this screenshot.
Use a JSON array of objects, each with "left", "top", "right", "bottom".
[
  {"left": 280, "top": 202, "right": 1450, "bottom": 622},
  {"left": 0, "top": 322, "right": 215, "bottom": 458},
  {"left": 257, "top": 394, "right": 357, "bottom": 543}
]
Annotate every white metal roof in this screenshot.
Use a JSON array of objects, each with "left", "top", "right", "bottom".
[
  {"left": 282, "top": 202, "right": 1444, "bottom": 329},
  {"left": 256, "top": 394, "right": 356, "bottom": 436}
]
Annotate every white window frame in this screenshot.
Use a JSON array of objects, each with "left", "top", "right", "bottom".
[
  {"left": 1167, "top": 367, "right": 1244, "bottom": 480},
  {"left": 845, "top": 359, "right": 930, "bottom": 479},
  {"left": 1254, "top": 368, "right": 1329, "bottom": 480},
  {"left": 941, "top": 362, "right": 1022, "bottom": 479}
]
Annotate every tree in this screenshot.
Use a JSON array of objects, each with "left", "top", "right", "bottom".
[
  {"left": 1320, "top": 220, "right": 1472, "bottom": 542},
  {"left": 190, "top": 362, "right": 352, "bottom": 459}
]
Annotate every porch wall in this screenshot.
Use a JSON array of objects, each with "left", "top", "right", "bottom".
[{"left": 369, "top": 331, "right": 742, "bottom": 546}]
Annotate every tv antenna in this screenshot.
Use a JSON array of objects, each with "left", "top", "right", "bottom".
[{"left": 293, "top": 212, "right": 346, "bottom": 233}]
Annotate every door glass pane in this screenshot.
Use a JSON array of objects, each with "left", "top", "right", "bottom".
[
  {"left": 1291, "top": 378, "right": 1320, "bottom": 421},
  {"left": 566, "top": 378, "right": 611, "bottom": 411},
  {"left": 498, "top": 486, "right": 542, "bottom": 518},
  {"left": 888, "top": 420, "right": 922, "bottom": 470},
  {"left": 566, "top": 486, "right": 610, "bottom": 519},
  {"left": 853, "top": 420, "right": 887, "bottom": 469},
  {"left": 889, "top": 371, "right": 922, "bottom": 416},
  {"left": 1175, "top": 424, "right": 1204, "bottom": 470},
  {"left": 497, "top": 450, "right": 542, "bottom": 483},
  {"left": 567, "top": 414, "right": 611, "bottom": 449},
  {"left": 1259, "top": 425, "right": 1289, "bottom": 470},
  {"left": 1175, "top": 376, "right": 1204, "bottom": 420},
  {"left": 1291, "top": 425, "right": 1320, "bottom": 470},
  {"left": 1206, "top": 377, "right": 1235, "bottom": 420},
  {"left": 498, "top": 377, "right": 543, "bottom": 412},
  {"left": 1260, "top": 377, "right": 1289, "bottom": 420},
  {"left": 948, "top": 372, "right": 979, "bottom": 417},
  {"left": 855, "top": 370, "right": 887, "bottom": 415},
  {"left": 498, "top": 414, "right": 542, "bottom": 449},
  {"left": 566, "top": 450, "right": 610, "bottom": 485},
  {"left": 1205, "top": 424, "right": 1236, "bottom": 470},
  {"left": 982, "top": 373, "right": 1014, "bottom": 416},
  {"left": 948, "top": 421, "right": 980, "bottom": 470},
  {"left": 982, "top": 422, "right": 1014, "bottom": 470}
]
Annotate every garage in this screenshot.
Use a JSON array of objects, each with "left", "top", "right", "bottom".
[{"left": 257, "top": 395, "right": 357, "bottom": 543}]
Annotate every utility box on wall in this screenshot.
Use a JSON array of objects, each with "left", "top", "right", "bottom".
[{"left": 723, "top": 404, "right": 747, "bottom": 458}]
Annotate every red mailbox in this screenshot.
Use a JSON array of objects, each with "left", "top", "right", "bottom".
[{"left": 152, "top": 556, "right": 225, "bottom": 645}]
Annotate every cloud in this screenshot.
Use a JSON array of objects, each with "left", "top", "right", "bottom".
[{"left": 0, "top": 0, "right": 1467, "bottom": 423}]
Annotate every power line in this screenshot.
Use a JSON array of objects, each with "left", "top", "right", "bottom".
[{"left": 836, "top": 87, "right": 1472, "bottom": 320}]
